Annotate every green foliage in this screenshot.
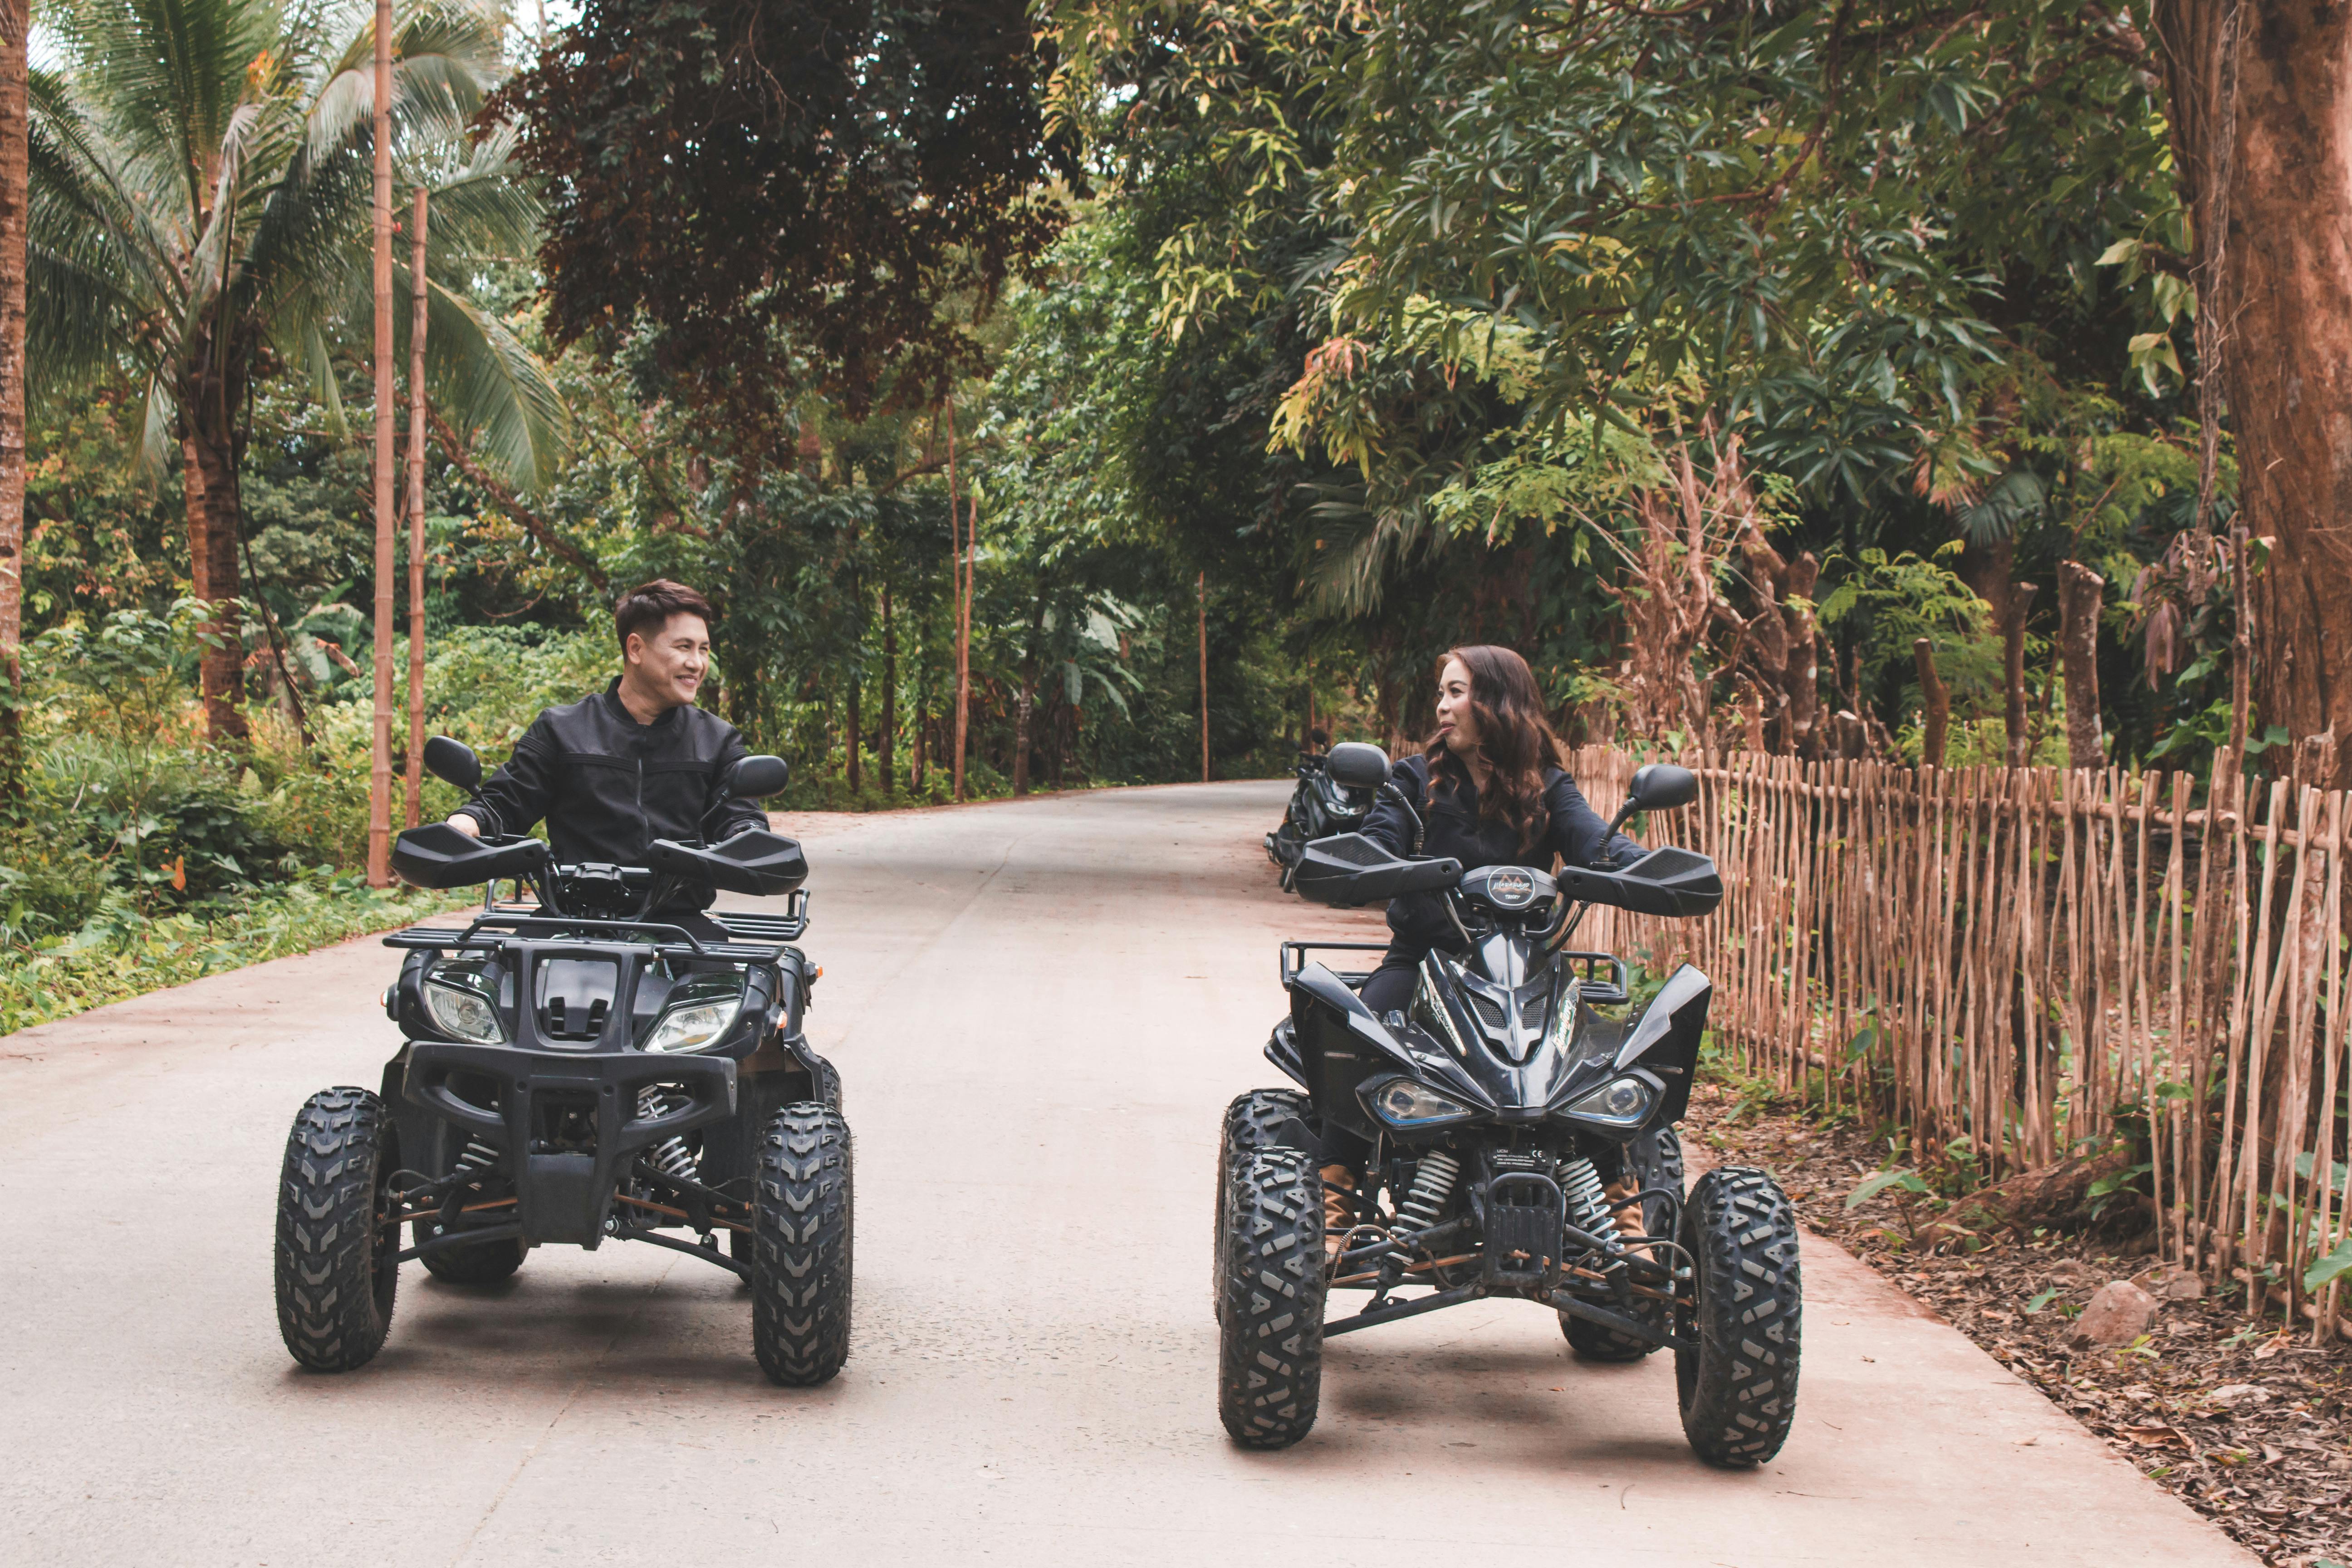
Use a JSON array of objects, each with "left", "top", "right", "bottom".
[
  {"left": 1847, "top": 1168, "right": 1932, "bottom": 1210},
  {"left": 0, "top": 873, "right": 461, "bottom": 1035},
  {"left": 497, "top": 0, "right": 1072, "bottom": 429}
]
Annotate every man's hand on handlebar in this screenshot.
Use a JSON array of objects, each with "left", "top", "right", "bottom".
[{"left": 446, "top": 813, "right": 482, "bottom": 838}]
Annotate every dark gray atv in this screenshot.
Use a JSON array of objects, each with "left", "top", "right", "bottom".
[
  {"left": 1215, "top": 746, "right": 1801, "bottom": 1466},
  {"left": 273, "top": 737, "right": 851, "bottom": 1386}
]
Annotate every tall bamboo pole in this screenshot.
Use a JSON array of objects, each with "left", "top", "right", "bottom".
[
  {"left": 403, "top": 187, "right": 429, "bottom": 828},
  {"left": 1197, "top": 572, "right": 1209, "bottom": 783},
  {"left": 366, "top": 0, "right": 396, "bottom": 885},
  {"left": 946, "top": 401, "right": 970, "bottom": 802},
  {"left": 0, "top": 0, "right": 26, "bottom": 755}
]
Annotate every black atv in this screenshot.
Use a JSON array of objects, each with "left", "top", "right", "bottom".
[
  {"left": 1215, "top": 744, "right": 1802, "bottom": 1466},
  {"left": 1264, "top": 745, "right": 1378, "bottom": 890},
  {"left": 273, "top": 737, "right": 852, "bottom": 1387}
]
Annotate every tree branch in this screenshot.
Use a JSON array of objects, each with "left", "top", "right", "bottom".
[{"left": 425, "top": 410, "right": 609, "bottom": 593}]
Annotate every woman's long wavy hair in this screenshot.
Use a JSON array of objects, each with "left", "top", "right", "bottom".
[{"left": 1422, "top": 645, "right": 1567, "bottom": 852}]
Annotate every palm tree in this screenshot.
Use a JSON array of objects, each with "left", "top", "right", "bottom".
[{"left": 29, "top": 0, "right": 564, "bottom": 740}]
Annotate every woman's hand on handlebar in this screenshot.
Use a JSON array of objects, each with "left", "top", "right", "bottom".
[{"left": 446, "top": 812, "right": 482, "bottom": 838}]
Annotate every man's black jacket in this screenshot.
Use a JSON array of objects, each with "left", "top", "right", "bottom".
[
  {"left": 1362, "top": 753, "right": 1641, "bottom": 954},
  {"left": 459, "top": 680, "right": 768, "bottom": 908}
]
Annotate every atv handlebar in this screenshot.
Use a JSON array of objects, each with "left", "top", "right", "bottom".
[
  {"left": 1291, "top": 831, "right": 1723, "bottom": 920},
  {"left": 390, "top": 824, "right": 810, "bottom": 909}
]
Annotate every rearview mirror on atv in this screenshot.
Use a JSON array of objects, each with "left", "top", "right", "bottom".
[
  {"left": 421, "top": 735, "right": 483, "bottom": 792},
  {"left": 1323, "top": 742, "right": 1390, "bottom": 791},
  {"left": 1624, "top": 763, "right": 1697, "bottom": 814},
  {"left": 722, "top": 754, "right": 791, "bottom": 799}
]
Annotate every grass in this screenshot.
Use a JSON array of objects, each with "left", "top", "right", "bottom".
[{"left": 0, "top": 871, "right": 465, "bottom": 1035}]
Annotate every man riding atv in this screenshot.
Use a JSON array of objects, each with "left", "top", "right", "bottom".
[
  {"left": 446, "top": 578, "right": 763, "bottom": 938},
  {"left": 274, "top": 576, "right": 851, "bottom": 1385}
]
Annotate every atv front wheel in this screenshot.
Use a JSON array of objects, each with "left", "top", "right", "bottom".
[
  {"left": 414, "top": 1217, "right": 525, "bottom": 1285},
  {"left": 750, "top": 1102, "right": 853, "bottom": 1386},
  {"left": 1676, "top": 1166, "right": 1802, "bottom": 1466},
  {"left": 275, "top": 1088, "right": 400, "bottom": 1372},
  {"left": 1561, "top": 1127, "right": 1685, "bottom": 1362},
  {"left": 1216, "top": 1150, "right": 1326, "bottom": 1448},
  {"left": 1215, "top": 1089, "right": 1315, "bottom": 1313}
]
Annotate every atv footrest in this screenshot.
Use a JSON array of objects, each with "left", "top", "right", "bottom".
[{"left": 1482, "top": 1171, "right": 1567, "bottom": 1291}]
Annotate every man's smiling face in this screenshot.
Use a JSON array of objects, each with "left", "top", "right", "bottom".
[{"left": 624, "top": 612, "right": 711, "bottom": 715}]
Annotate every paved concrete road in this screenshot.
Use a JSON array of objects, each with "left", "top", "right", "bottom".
[{"left": 1, "top": 783, "right": 2250, "bottom": 1566}]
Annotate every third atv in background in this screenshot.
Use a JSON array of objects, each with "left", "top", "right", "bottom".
[
  {"left": 1216, "top": 746, "right": 1802, "bottom": 1465},
  {"left": 1264, "top": 739, "right": 1379, "bottom": 890}
]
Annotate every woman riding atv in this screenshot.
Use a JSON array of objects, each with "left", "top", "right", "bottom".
[{"left": 1320, "top": 644, "right": 1646, "bottom": 1256}]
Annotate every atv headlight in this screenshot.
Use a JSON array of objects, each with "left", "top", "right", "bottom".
[
  {"left": 644, "top": 997, "right": 742, "bottom": 1054},
  {"left": 1560, "top": 1075, "right": 1653, "bottom": 1130},
  {"left": 1363, "top": 1076, "right": 1478, "bottom": 1129},
  {"left": 423, "top": 976, "right": 504, "bottom": 1044}
]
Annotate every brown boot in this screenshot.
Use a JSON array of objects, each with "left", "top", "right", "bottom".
[
  {"left": 1321, "top": 1164, "right": 1357, "bottom": 1262},
  {"left": 1603, "top": 1179, "right": 1650, "bottom": 1259}
]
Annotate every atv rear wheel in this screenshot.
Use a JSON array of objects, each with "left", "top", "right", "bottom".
[
  {"left": 414, "top": 1217, "right": 525, "bottom": 1285},
  {"left": 750, "top": 1102, "right": 853, "bottom": 1386},
  {"left": 1216, "top": 1150, "right": 1326, "bottom": 1448},
  {"left": 1215, "top": 1089, "right": 1315, "bottom": 1313},
  {"left": 1562, "top": 1127, "right": 1685, "bottom": 1362},
  {"left": 274, "top": 1088, "right": 399, "bottom": 1372},
  {"left": 1676, "top": 1166, "right": 1802, "bottom": 1466}
]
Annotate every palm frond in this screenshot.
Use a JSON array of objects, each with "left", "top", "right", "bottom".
[{"left": 400, "top": 278, "right": 569, "bottom": 492}]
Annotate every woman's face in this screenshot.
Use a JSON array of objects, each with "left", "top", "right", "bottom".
[{"left": 1434, "top": 657, "right": 1480, "bottom": 756}]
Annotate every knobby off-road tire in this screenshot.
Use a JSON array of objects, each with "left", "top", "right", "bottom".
[
  {"left": 751, "top": 1102, "right": 853, "bottom": 1387},
  {"left": 414, "top": 1217, "right": 525, "bottom": 1284},
  {"left": 275, "top": 1088, "right": 399, "bottom": 1372},
  {"left": 1676, "top": 1165, "right": 1802, "bottom": 1466},
  {"left": 1214, "top": 1088, "right": 1316, "bottom": 1314},
  {"left": 1563, "top": 1128, "right": 1687, "bottom": 1362},
  {"left": 1217, "top": 1151, "right": 1326, "bottom": 1448}
]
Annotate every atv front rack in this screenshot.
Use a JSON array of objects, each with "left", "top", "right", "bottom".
[{"left": 386, "top": 893, "right": 808, "bottom": 963}]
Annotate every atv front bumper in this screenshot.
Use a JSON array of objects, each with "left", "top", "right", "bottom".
[{"left": 402, "top": 1041, "right": 736, "bottom": 1246}]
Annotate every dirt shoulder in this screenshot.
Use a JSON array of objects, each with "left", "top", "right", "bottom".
[{"left": 1684, "top": 1079, "right": 2352, "bottom": 1568}]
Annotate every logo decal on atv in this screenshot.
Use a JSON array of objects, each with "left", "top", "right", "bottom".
[{"left": 1487, "top": 869, "right": 1536, "bottom": 907}]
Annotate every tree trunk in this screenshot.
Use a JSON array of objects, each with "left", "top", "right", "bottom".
[
  {"left": 0, "top": 0, "right": 24, "bottom": 756},
  {"left": 1999, "top": 581, "right": 2037, "bottom": 768},
  {"left": 405, "top": 187, "right": 429, "bottom": 829},
  {"left": 912, "top": 620, "right": 927, "bottom": 793},
  {"left": 847, "top": 671, "right": 862, "bottom": 794},
  {"left": 179, "top": 419, "right": 249, "bottom": 745},
  {"left": 2156, "top": 0, "right": 2352, "bottom": 784},
  {"left": 367, "top": 0, "right": 396, "bottom": 886},
  {"left": 879, "top": 583, "right": 896, "bottom": 791},
  {"left": 1912, "top": 637, "right": 1950, "bottom": 768},
  {"left": 1012, "top": 679, "right": 1032, "bottom": 795},
  {"left": 1197, "top": 572, "right": 1210, "bottom": 783},
  {"left": 2057, "top": 561, "right": 2105, "bottom": 770}
]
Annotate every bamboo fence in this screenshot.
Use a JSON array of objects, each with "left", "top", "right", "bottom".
[{"left": 1565, "top": 746, "right": 2352, "bottom": 1341}]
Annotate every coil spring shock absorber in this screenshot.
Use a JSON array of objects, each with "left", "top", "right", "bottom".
[
  {"left": 1558, "top": 1156, "right": 1612, "bottom": 1246},
  {"left": 1396, "top": 1149, "right": 1462, "bottom": 1235},
  {"left": 637, "top": 1088, "right": 697, "bottom": 1181},
  {"left": 452, "top": 1137, "right": 501, "bottom": 1176}
]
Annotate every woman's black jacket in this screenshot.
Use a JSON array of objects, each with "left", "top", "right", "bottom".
[
  {"left": 1360, "top": 753, "right": 1642, "bottom": 955},
  {"left": 458, "top": 680, "right": 768, "bottom": 909}
]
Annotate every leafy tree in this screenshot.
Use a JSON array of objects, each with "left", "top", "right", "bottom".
[
  {"left": 29, "top": 0, "right": 564, "bottom": 740},
  {"left": 499, "top": 0, "right": 1075, "bottom": 432}
]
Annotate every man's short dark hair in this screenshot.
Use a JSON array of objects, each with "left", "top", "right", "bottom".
[{"left": 615, "top": 579, "right": 715, "bottom": 651}]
